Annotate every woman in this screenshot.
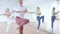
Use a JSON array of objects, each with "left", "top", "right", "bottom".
[
  {"left": 27, "top": 7, "right": 44, "bottom": 32},
  {"left": 0, "top": 8, "right": 14, "bottom": 33},
  {"left": 36, "top": 7, "right": 44, "bottom": 32},
  {"left": 13, "top": 0, "right": 29, "bottom": 34},
  {"left": 51, "top": 7, "right": 60, "bottom": 31}
]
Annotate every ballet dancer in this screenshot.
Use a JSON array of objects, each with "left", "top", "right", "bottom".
[
  {"left": 26, "top": 7, "right": 44, "bottom": 32},
  {"left": 35, "top": 7, "right": 44, "bottom": 32},
  {"left": 51, "top": 7, "right": 60, "bottom": 31},
  {"left": 0, "top": 8, "right": 14, "bottom": 33},
  {"left": 13, "top": 0, "right": 29, "bottom": 34},
  {"left": 29, "top": 7, "right": 44, "bottom": 32}
]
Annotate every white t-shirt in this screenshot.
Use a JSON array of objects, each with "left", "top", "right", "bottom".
[{"left": 14, "top": 6, "right": 26, "bottom": 18}]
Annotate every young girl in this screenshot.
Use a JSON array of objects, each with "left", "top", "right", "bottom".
[{"left": 0, "top": 8, "right": 14, "bottom": 33}]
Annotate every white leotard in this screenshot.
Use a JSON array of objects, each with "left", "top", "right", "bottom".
[
  {"left": 14, "top": 6, "right": 26, "bottom": 18},
  {"left": 6, "top": 13, "right": 14, "bottom": 24}
]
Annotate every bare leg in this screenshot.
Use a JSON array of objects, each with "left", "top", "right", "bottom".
[{"left": 19, "top": 26, "right": 23, "bottom": 34}]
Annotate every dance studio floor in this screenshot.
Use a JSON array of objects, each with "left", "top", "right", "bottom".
[{"left": 0, "top": 22, "right": 53, "bottom": 34}]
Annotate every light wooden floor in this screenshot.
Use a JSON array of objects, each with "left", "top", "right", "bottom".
[{"left": 0, "top": 22, "right": 53, "bottom": 34}]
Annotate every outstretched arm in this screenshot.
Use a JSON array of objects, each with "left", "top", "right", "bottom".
[
  {"left": 25, "top": 9, "right": 35, "bottom": 14},
  {"left": 55, "top": 11, "right": 60, "bottom": 15},
  {"left": 56, "top": 12, "right": 60, "bottom": 20},
  {"left": 0, "top": 14, "right": 3, "bottom": 16},
  {"left": 0, "top": 13, "right": 6, "bottom": 16},
  {"left": 10, "top": 10, "right": 15, "bottom": 14},
  {"left": 11, "top": 9, "right": 35, "bottom": 14},
  {"left": 56, "top": 18, "right": 60, "bottom": 20},
  {"left": 11, "top": 10, "right": 21, "bottom": 13}
]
